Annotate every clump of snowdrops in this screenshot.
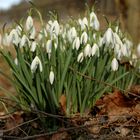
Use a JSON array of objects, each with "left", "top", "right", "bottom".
[{"left": 0, "top": 9, "right": 139, "bottom": 116}]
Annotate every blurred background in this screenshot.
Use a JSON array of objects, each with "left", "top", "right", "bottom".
[{"left": 0, "top": 0, "right": 140, "bottom": 43}]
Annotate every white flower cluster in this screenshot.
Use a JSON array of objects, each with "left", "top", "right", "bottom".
[{"left": 1, "top": 10, "right": 140, "bottom": 87}]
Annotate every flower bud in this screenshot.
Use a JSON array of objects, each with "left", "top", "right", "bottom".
[
  {"left": 111, "top": 58, "right": 119, "bottom": 71},
  {"left": 49, "top": 70, "right": 55, "bottom": 85}
]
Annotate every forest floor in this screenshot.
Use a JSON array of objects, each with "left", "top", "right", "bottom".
[{"left": 0, "top": 84, "right": 140, "bottom": 139}]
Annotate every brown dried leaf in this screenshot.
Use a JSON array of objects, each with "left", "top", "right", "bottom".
[{"left": 59, "top": 95, "right": 66, "bottom": 114}]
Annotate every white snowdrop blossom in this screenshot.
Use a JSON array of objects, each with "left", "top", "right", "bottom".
[
  {"left": 67, "top": 27, "right": 77, "bottom": 42},
  {"left": 80, "top": 31, "right": 88, "bottom": 44},
  {"left": 31, "top": 41, "right": 37, "bottom": 52},
  {"left": 46, "top": 20, "right": 53, "bottom": 32},
  {"left": 90, "top": 12, "right": 100, "bottom": 30},
  {"left": 111, "top": 58, "right": 119, "bottom": 71},
  {"left": 16, "top": 25, "right": 22, "bottom": 36},
  {"left": 46, "top": 40, "right": 52, "bottom": 54},
  {"left": 9, "top": 29, "right": 20, "bottom": 46},
  {"left": 77, "top": 52, "right": 84, "bottom": 63},
  {"left": 78, "top": 17, "right": 88, "bottom": 30},
  {"left": 121, "top": 44, "right": 129, "bottom": 57},
  {"left": 49, "top": 70, "right": 55, "bottom": 85},
  {"left": 51, "top": 20, "right": 60, "bottom": 36},
  {"left": 102, "top": 28, "right": 114, "bottom": 46},
  {"left": 72, "top": 37, "right": 80, "bottom": 50},
  {"left": 130, "top": 54, "right": 137, "bottom": 66},
  {"left": 2, "top": 33, "right": 10, "bottom": 46},
  {"left": 31, "top": 56, "right": 43, "bottom": 73},
  {"left": 26, "top": 16, "right": 33, "bottom": 31},
  {"left": 20, "top": 35, "right": 29, "bottom": 48},
  {"left": 84, "top": 44, "right": 91, "bottom": 57},
  {"left": 91, "top": 43, "right": 100, "bottom": 57},
  {"left": 114, "top": 44, "right": 123, "bottom": 60},
  {"left": 113, "top": 32, "right": 123, "bottom": 46},
  {"left": 14, "top": 58, "right": 18, "bottom": 65},
  {"left": 29, "top": 27, "right": 36, "bottom": 39}
]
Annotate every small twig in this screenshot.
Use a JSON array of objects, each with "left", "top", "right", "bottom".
[{"left": 2, "top": 117, "right": 39, "bottom": 133}]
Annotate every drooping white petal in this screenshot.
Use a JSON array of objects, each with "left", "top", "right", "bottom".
[
  {"left": 51, "top": 20, "right": 60, "bottom": 36},
  {"left": 90, "top": 12, "right": 100, "bottom": 30},
  {"left": 30, "top": 27, "right": 36, "bottom": 39},
  {"left": 9, "top": 29, "right": 20, "bottom": 46},
  {"left": 111, "top": 58, "right": 119, "bottom": 71},
  {"left": 77, "top": 52, "right": 84, "bottom": 63},
  {"left": 31, "top": 56, "right": 43, "bottom": 73},
  {"left": 102, "top": 28, "right": 114, "bottom": 46},
  {"left": 20, "top": 35, "right": 29, "bottom": 48},
  {"left": 16, "top": 25, "right": 22, "bottom": 36},
  {"left": 67, "top": 27, "right": 77, "bottom": 42},
  {"left": 46, "top": 40, "right": 52, "bottom": 54},
  {"left": 72, "top": 37, "right": 80, "bottom": 50},
  {"left": 26, "top": 16, "right": 33, "bottom": 31},
  {"left": 49, "top": 71, "right": 55, "bottom": 85},
  {"left": 2, "top": 33, "right": 10, "bottom": 46},
  {"left": 91, "top": 43, "right": 99, "bottom": 57},
  {"left": 14, "top": 58, "right": 18, "bottom": 65},
  {"left": 80, "top": 31, "right": 88, "bottom": 44},
  {"left": 30, "top": 41, "right": 37, "bottom": 52},
  {"left": 84, "top": 44, "right": 91, "bottom": 57}
]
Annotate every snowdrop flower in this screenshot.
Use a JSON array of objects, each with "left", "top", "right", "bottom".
[
  {"left": 51, "top": 20, "right": 60, "bottom": 36},
  {"left": 14, "top": 58, "right": 18, "bottom": 65},
  {"left": 38, "top": 28, "right": 47, "bottom": 40},
  {"left": 71, "top": 27, "right": 77, "bottom": 39},
  {"left": 130, "top": 54, "right": 137, "bottom": 66},
  {"left": 113, "top": 32, "right": 123, "bottom": 46},
  {"left": 84, "top": 44, "right": 91, "bottom": 57},
  {"left": 77, "top": 52, "right": 84, "bottom": 63},
  {"left": 2, "top": 33, "right": 10, "bottom": 46},
  {"left": 46, "top": 40, "right": 52, "bottom": 54},
  {"left": 31, "top": 56, "right": 43, "bottom": 73},
  {"left": 49, "top": 70, "right": 55, "bottom": 85},
  {"left": 102, "top": 28, "right": 114, "bottom": 46},
  {"left": 80, "top": 31, "right": 88, "bottom": 44},
  {"left": 30, "top": 41, "right": 37, "bottom": 52},
  {"left": 90, "top": 12, "right": 100, "bottom": 30},
  {"left": 111, "top": 58, "right": 119, "bottom": 71},
  {"left": 137, "top": 43, "right": 140, "bottom": 57},
  {"left": 114, "top": 44, "right": 123, "bottom": 60},
  {"left": 26, "top": 16, "right": 33, "bottom": 31},
  {"left": 16, "top": 25, "right": 22, "bottom": 36},
  {"left": 9, "top": 29, "right": 20, "bottom": 46},
  {"left": 29, "top": 27, "right": 36, "bottom": 39},
  {"left": 91, "top": 43, "right": 99, "bottom": 57},
  {"left": 67, "top": 27, "right": 77, "bottom": 42},
  {"left": 121, "top": 44, "right": 129, "bottom": 57},
  {"left": 46, "top": 20, "right": 53, "bottom": 32},
  {"left": 72, "top": 37, "right": 80, "bottom": 50},
  {"left": 78, "top": 17, "right": 88, "bottom": 30},
  {"left": 20, "top": 35, "right": 29, "bottom": 48}
]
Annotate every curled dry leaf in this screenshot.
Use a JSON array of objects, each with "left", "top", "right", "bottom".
[{"left": 59, "top": 95, "right": 66, "bottom": 114}]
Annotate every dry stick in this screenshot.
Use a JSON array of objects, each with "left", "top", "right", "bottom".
[
  {"left": 69, "top": 66, "right": 140, "bottom": 98},
  {"left": 1, "top": 117, "right": 39, "bottom": 133},
  {"left": 1, "top": 118, "right": 140, "bottom": 140}
]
